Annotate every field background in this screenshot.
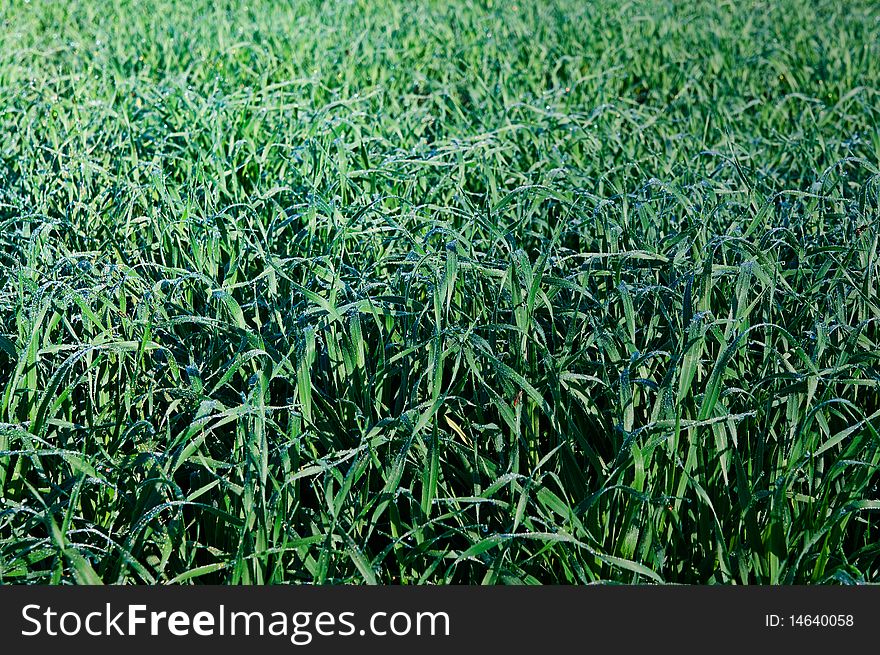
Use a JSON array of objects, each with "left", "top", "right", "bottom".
[{"left": 1, "top": 0, "right": 879, "bottom": 584}]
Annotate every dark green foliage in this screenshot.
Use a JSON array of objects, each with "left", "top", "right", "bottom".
[{"left": 1, "top": 0, "right": 878, "bottom": 583}]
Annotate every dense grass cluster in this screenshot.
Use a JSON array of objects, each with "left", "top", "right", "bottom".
[{"left": 1, "top": 0, "right": 879, "bottom": 584}]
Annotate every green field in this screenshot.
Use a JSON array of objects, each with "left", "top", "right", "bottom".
[{"left": 1, "top": 0, "right": 879, "bottom": 584}]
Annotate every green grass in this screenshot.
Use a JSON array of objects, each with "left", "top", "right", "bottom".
[{"left": 1, "top": 0, "right": 879, "bottom": 584}]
